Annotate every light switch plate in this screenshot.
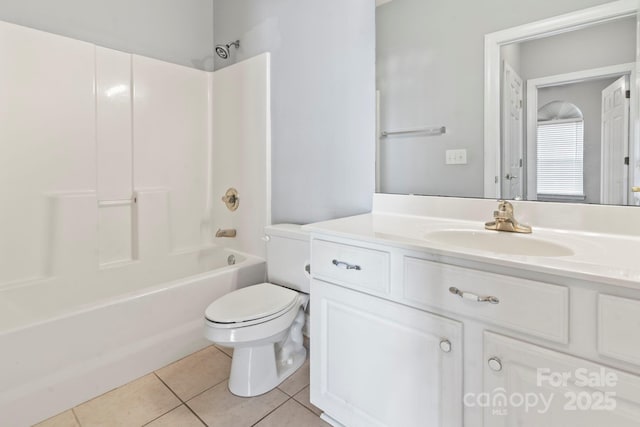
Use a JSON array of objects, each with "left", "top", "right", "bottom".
[{"left": 446, "top": 149, "right": 467, "bottom": 165}]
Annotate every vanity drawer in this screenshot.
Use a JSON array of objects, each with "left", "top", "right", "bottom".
[
  {"left": 403, "top": 257, "right": 569, "bottom": 343},
  {"left": 311, "top": 239, "right": 390, "bottom": 294},
  {"left": 598, "top": 294, "right": 640, "bottom": 366}
]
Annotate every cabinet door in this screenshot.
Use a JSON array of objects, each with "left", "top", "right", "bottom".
[
  {"left": 310, "top": 279, "right": 463, "bottom": 427},
  {"left": 483, "top": 332, "right": 640, "bottom": 427}
]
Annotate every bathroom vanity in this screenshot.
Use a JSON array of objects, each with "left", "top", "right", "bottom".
[{"left": 306, "top": 195, "right": 640, "bottom": 427}]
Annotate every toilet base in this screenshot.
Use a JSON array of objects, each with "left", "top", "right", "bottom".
[{"left": 228, "top": 307, "right": 307, "bottom": 397}]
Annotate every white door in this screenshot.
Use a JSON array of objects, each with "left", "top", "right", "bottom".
[
  {"left": 502, "top": 62, "right": 524, "bottom": 200},
  {"left": 310, "top": 279, "right": 463, "bottom": 427},
  {"left": 601, "top": 76, "right": 629, "bottom": 205},
  {"left": 483, "top": 332, "right": 640, "bottom": 426}
]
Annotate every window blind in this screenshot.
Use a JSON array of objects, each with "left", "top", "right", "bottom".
[{"left": 537, "top": 120, "right": 584, "bottom": 197}]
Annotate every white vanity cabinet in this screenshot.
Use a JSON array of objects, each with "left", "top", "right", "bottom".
[
  {"left": 309, "top": 239, "right": 463, "bottom": 427},
  {"left": 310, "top": 279, "right": 463, "bottom": 427},
  {"left": 308, "top": 231, "right": 640, "bottom": 427},
  {"left": 483, "top": 332, "right": 640, "bottom": 427},
  {"left": 402, "top": 257, "right": 570, "bottom": 344}
]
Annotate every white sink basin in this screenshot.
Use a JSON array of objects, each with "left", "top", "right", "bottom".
[{"left": 423, "top": 229, "right": 574, "bottom": 257}]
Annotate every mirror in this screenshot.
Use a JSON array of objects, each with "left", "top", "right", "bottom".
[{"left": 376, "top": 0, "right": 640, "bottom": 206}]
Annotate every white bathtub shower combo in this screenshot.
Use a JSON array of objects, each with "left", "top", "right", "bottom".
[
  {"left": 0, "top": 250, "right": 265, "bottom": 427},
  {"left": 0, "top": 20, "right": 273, "bottom": 426}
]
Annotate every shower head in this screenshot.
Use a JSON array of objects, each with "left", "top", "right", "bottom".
[
  {"left": 215, "top": 45, "right": 230, "bottom": 59},
  {"left": 215, "top": 40, "right": 240, "bottom": 59}
]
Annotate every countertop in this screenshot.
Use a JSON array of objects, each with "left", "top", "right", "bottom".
[{"left": 304, "top": 213, "right": 640, "bottom": 290}]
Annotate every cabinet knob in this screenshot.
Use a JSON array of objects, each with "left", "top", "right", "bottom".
[
  {"left": 488, "top": 357, "right": 503, "bottom": 372},
  {"left": 439, "top": 339, "right": 452, "bottom": 353}
]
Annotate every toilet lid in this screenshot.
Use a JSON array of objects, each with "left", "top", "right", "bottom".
[{"left": 205, "top": 283, "right": 299, "bottom": 324}]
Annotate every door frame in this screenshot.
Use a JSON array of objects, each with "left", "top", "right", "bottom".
[
  {"left": 484, "top": 0, "right": 639, "bottom": 199},
  {"left": 525, "top": 63, "right": 635, "bottom": 201}
]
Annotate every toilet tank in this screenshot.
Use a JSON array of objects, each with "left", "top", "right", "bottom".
[{"left": 265, "top": 224, "right": 310, "bottom": 293}]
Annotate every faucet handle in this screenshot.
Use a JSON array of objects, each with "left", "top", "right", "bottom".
[
  {"left": 487, "top": 200, "right": 531, "bottom": 233},
  {"left": 492, "top": 200, "right": 517, "bottom": 222},
  {"left": 221, "top": 188, "right": 239, "bottom": 211},
  {"left": 497, "top": 200, "right": 513, "bottom": 211}
]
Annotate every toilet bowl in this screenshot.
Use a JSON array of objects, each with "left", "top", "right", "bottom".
[{"left": 203, "top": 224, "right": 310, "bottom": 397}]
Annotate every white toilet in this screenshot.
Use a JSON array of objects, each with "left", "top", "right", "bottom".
[{"left": 204, "top": 224, "right": 310, "bottom": 397}]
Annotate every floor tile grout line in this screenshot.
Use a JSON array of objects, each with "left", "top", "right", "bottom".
[
  {"left": 215, "top": 345, "right": 233, "bottom": 359},
  {"left": 290, "top": 387, "right": 323, "bottom": 420},
  {"left": 163, "top": 345, "right": 215, "bottom": 368},
  {"left": 250, "top": 396, "right": 293, "bottom": 427},
  {"left": 179, "top": 376, "right": 231, "bottom": 403},
  {"left": 70, "top": 408, "right": 82, "bottom": 427},
  {"left": 140, "top": 402, "right": 183, "bottom": 427},
  {"left": 278, "top": 383, "right": 308, "bottom": 398},
  {"left": 276, "top": 386, "right": 291, "bottom": 397},
  {"left": 294, "top": 398, "right": 323, "bottom": 420},
  {"left": 153, "top": 372, "right": 186, "bottom": 404},
  {"left": 182, "top": 399, "right": 210, "bottom": 427},
  {"left": 144, "top": 371, "right": 204, "bottom": 427}
]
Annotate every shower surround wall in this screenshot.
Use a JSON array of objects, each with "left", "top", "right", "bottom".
[
  {"left": 211, "top": 54, "right": 272, "bottom": 257},
  {"left": 0, "top": 20, "right": 271, "bottom": 287},
  {"left": 0, "top": 20, "right": 271, "bottom": 424},
  {"left": 0, "top": 20, "right": 212, "bottom": 284}
]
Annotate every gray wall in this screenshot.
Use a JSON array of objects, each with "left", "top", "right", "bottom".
[
  {"left": 538, "top": 78, "right": 618, "bottom": 204},
  {"left": 214, "top": 0, "right": 376, "bottom": 224},
  {"left": 376, "top": 0, "right": 629, "bottom": 197},
  {"left": 0, "top": 0, "right": 215, "bottom": 70},
  {"left": 519, "top": 17, "right": 636, "bottom": 81},
  {"left": 501, "top": 43, "right": 522, "bottom": 75}
]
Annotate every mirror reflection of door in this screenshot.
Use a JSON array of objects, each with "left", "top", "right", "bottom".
[
  {"left": 601, "top": 75, "right": 630, "bottom": 205},
  {"left": 495, "top": 16, "right": 637, "bottom": 205},
  {"left": 502, "top": 62, "right": 524, "bottom": 200},
  {"left": 529, "top": 72, "right": 632, "bottom": 205}
]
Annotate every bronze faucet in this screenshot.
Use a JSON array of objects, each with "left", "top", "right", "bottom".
[{"left": 485, "top": 200, "right": 532, "bottom": 233}]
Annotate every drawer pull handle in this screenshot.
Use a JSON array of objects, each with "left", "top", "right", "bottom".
[
  {"left": 449, "top": 287, "right": 499, "bottom": 304},
  {"left": 332, "top": 259, "right": 362, "bottom": 271}
]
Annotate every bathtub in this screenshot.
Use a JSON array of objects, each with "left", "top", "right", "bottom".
[{"left": 0, "top": 248, "right": 265, "bottom": 427}]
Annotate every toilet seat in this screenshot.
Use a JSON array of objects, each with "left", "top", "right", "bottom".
[{"left": 205, "top": 283, "right": 299, "bottom": 328}]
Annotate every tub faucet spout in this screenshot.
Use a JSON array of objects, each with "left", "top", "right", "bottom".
[{"left": 216, "top": 228, "right": 237, "bottom": 238}]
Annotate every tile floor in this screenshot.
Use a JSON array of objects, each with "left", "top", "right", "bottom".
[{"left": 35, "top": 345, "right": 328, "bottom": 427}]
